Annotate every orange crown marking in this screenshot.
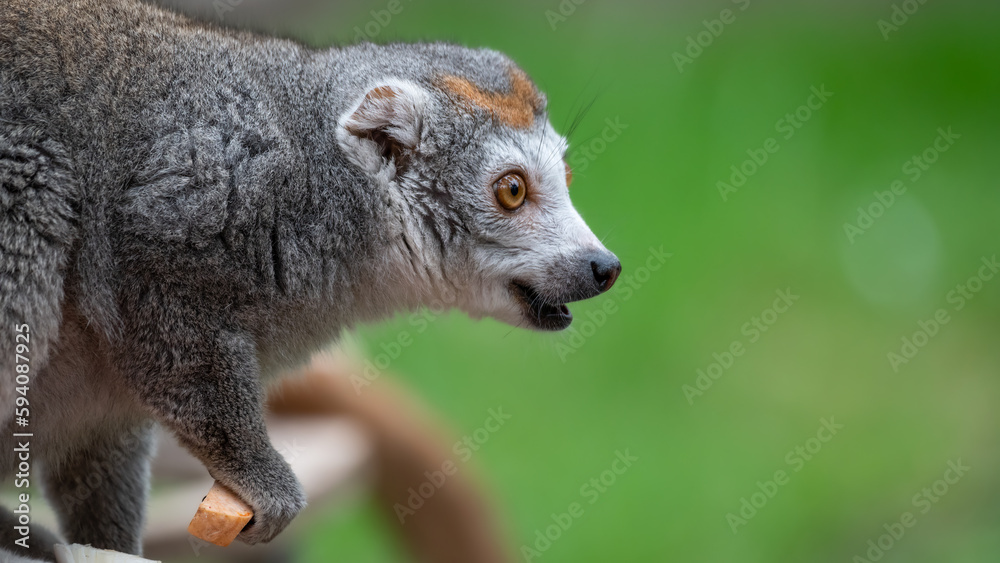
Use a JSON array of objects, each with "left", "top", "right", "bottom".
[{"left": 439, "top": 68, "right": 543, "bottom": 129}]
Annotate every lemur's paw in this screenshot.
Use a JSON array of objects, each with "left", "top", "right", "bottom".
[
  {"left": 237, "top": 494, "right": 306, "bottom": 545},
  {"left": 226, "top": 454, "right": 307, "bottom": 545}
]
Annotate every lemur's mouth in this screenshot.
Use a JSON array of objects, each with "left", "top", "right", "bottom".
[{"left": 511, "top": 281, "right": 573, "bottom": 331}]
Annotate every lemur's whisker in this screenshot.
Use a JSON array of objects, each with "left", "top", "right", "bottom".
[
  {"left": 599, "top": 226, "right": 618, "bottom": 245},
  {"left": 566, "top": 95, "right": 599, "bottom": 143},
  {"left": 532, "top": 122, "right": 548, "bottom": 166},
  {"left": 539, "top": 146, "right": 564, "bottom": 178},
  {"left": 561, "top": 71, "right": 599, "bottom": 136}
]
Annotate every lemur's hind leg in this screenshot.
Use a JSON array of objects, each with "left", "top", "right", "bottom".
[
  {"left": 0, "top": 504, "right": 62, "bottom": 562},
  {"left": 40, "top": 421, "right": 156, "bottom": 556},
  {"left": 0, "top": 127, "right": 78, "bottom": 425}
]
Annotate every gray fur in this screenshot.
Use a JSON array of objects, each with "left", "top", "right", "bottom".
[{"left": 0, "top": 0, "right": 619, "bottom": 558}]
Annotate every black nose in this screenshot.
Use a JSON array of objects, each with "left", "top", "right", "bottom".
[{"left": 591, "top": 254, "right": 621, "bottom": 292}]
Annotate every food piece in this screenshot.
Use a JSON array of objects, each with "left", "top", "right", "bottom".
[{"left": 186, "top": 481, "right": 254, "bottom": 547}]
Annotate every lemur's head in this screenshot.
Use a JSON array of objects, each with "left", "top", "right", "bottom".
[{"left": 336, "top": 44, "right": 620, "bottom": 331}]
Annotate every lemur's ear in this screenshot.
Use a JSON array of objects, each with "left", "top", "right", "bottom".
[{"left": 339, "top": 81, "right": 428, "bottom": 174}]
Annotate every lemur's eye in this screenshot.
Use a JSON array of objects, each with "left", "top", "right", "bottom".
[{"left": 495, "top": 172, "right": 527, "bottom": 211}]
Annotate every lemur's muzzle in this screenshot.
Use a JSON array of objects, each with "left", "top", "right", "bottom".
[{"left": 510, "top": 249, "right": 621, "bottom": 331}]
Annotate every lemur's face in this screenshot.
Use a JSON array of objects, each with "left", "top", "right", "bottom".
[
  {"left": 454, "top": 119, "right": 620, "bottom": 331},
  {"left": 338, "top": 60, "right": 619, "bottom": 331}
]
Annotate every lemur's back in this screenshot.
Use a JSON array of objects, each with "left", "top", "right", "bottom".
[
  {"left": 0, "top": 0, "right": 208, "bottom": 300},
  {"left": 1, "top": 0, "right": 183, "bottom": 134},
  {"left": 0, "top": 0, "right": 320, "bottom": 191},
  {"left": 1, "top": 0, "right": 351, "bottom": 333}
]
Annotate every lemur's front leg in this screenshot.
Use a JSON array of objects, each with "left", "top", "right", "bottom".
[
  {"left": 121, "top": 299, "right": 306, "bottom": 545},
  {"left": 41, "top": 422, "right": 156, "bottom": 556}
]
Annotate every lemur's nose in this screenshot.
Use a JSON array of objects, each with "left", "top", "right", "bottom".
[{"left": 591, "top": 253, "right": 622, "bottom": 293}]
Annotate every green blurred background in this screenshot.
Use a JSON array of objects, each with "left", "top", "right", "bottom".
[{"left": 248, "top": 0, "right": 1000, "bottom": 561}]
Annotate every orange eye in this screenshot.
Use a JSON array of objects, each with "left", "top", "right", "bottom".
[
  {"left": 565, "top": 161, "right": 573, "bottom": 187},
  {"left": 495, "top": 172, "right": 527, "bottom": 211}
]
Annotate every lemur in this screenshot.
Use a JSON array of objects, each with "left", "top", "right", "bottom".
[{"left": 0, "top": 0, "right": 621, "bottom": 559}]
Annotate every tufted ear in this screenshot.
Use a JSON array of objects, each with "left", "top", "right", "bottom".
[{"left": 339, "top": 80, "right": 428, "bottom": 173}]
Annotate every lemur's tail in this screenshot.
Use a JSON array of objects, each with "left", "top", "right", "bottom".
[{"left": 0, "top": 126, "right": 78, "bottom": 425}]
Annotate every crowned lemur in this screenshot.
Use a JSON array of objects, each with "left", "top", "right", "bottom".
[{"left": 0, "top": 0, "right": 621, "bottom": 559}]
